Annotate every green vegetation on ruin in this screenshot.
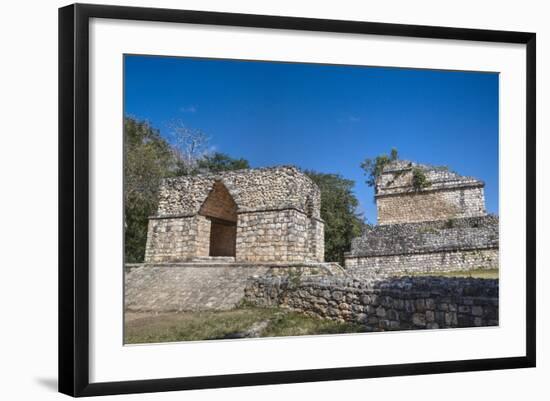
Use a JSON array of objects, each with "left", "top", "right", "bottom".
[
  {"left": 124, "top": 307, "right": 366, "bottom": 344},
  {"left": 411, "top": 166, "right": 431, "bottom": 191},
  {"left": 360, "top": 148, "right": 432, "bottom": 192},
  {"left": 360, "top": 147, "right": 399, "bottom": 189}
]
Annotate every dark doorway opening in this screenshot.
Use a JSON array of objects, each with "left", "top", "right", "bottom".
[
  {"left": 209, "top": 218, "right": 237, "bottom": 257},
  {"left": 198, "top": 181, "right": 238, "bottom": 258}
]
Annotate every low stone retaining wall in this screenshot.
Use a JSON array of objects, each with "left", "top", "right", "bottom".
[
  {"left": 244, "top": 276, "right": 498, "bottom": 331},
  {"left": 125, "top": 262, "right": 343, "bottom": 312},
  {"left": 345, "top": 248, "right": 498, "bottom": 278}
]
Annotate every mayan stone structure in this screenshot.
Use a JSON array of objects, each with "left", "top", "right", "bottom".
[
  {"left": 245, "top": 275, "right": 499, "bottom": 330},
  {"left": 375, "top": 160, "right": 486, "bottom": 225},
  {"left": 145, "top": 166, "right": 325, "bottom": 263},
  {"left": 345, "top": 161, "right": 499, "bottom": 275}
]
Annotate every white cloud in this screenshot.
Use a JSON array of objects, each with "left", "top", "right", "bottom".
[
  {"left": 338, "top": 114, "right": 361, "bottom": 123},
  {"left": 180, "top": 105, "right": 197, "bottom": 113}
]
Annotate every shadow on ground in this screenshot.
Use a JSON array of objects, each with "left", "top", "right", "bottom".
[{"left": 35, "top": 377, "right": 57, "bottom": 392}]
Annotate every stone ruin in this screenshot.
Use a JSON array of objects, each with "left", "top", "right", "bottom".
[
  {"left": 126, "top": 161, "right": 499, "bottom": 330},
  {"left": 126, "top": 166, "right": 335, "bottom": 312},
  {"left": 374, "top": 160, "right": 487, "bottom": 225},
  {"left": 243, "top": 160, "right": 499, "bottom": 331},
  {"left": 344, "top": 160, "right": 499, "bottom": 276},
  {"left": 144, "top": 166, "right": 324, "bottom": 263}
]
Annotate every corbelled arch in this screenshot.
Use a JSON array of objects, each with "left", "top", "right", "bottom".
[
  {"left": 199, "top": 180, "right": 238, "bottom": 222},
  {"left": 198, "top": 180, "right": 238, "bottom": 257}
]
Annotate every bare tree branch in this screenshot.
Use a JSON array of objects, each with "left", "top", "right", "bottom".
[{"left": 167, "top": 119, "right": 211, "bottom": 174}]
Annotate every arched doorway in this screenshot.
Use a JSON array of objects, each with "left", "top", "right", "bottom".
[{"left": 199, "top": 181, "right": 238, "bottom": 257}]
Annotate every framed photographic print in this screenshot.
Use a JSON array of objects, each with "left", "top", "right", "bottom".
[{"left": 58, "top": 3, "right": 536, "bottom": 397}]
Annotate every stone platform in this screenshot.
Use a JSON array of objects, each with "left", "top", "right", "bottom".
[{"left": 125, "top": 261, "right": 345, "bottom": 312}]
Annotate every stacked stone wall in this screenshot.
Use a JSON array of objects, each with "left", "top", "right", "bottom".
[
  {"left": 125, "top": 262, "right": 342, "bottom": 312},
  {"left": 374, "top": 161, "right": 487, "bottom": 225},
  {"left": 345, "top": 216, "right": 498, "bottom": 275},
  {"left": 377, "top": 186, "right": 486, "bottom": 225},
  {"left": 236, "top": 209, "right": 323, "bottom": 262},
  {"left": 195, "top": 215, "right": 211, "bottom": 257},
  {"left": 377, "top": 163, "right": 484, "bottom": 195},
  {"left": 146, "top": 166, "right": 325, "bottom": 263},
  {"left": 145, "top": 216, "right": 200, "bottom": 263},
  {"left": 345, "top": 249, "right": 498, "bottom": 278},
  {"left": 308, "top": 218, "right": 325, "bottom": 262},
  {"left": 349, "top": 216, "right": 498, "bottom": 256},
  {"left": 244, "top": 276, "right": 499, "bottom": 330},
  {"left": 125, "top": 264, "right": 270, "bottom": 311},
  {"left": 157, "top": 166, "right": 321, "bottom": 218}
]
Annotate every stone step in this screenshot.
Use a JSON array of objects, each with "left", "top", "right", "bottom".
[
  {"left": 125, "top": 264, "right": 269, "bottom": 312},
  {"left": 191, "top": 256, "right": 236, "bottom": 263}
]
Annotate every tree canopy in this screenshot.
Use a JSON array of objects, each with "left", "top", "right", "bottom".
[
  {"left": 197, "top": 152, "right": 250, "bottom": 173},
  {"left": 124, "top": 117, "right": 175, "bottom": 262},
  {"left": 305, "top": 171, "right": 365, "bottom": 265}
]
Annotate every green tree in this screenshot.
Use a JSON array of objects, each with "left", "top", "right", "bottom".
[
  {"left": 197, "top": 152, "right": 250, "bottom": 173},
  {"left": 124, "top": 117, "right": 252, "bottom": 262},
  {"left": 124, "top": 117, "right": 175, "bottom": 262},
  {"left": 305, "top": 171, "right": 365, "bottom": 264},
  {"left": 360, "top": 148, "right": 399, "bottom": 190}
]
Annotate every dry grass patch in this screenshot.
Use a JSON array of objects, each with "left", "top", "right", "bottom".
[{"left": 124, "top": 307, "right": 365, "bottom": 344}]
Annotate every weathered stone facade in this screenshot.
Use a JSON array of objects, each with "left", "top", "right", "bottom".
[
  {"left": 375, "top": 161, "right": 486, "bottom": 225},
  {"left": 345, "top": 249, "right": 498, "bottom": 278},
  {"left": 145, "top": 166, "right": 324, "bottom": 263},
  {"left": 345, "top": 161, "right": 499, "bottom": 275},
  {"left": 126, "top": 159, "right": 499, "bottom": 324},
  {"left": 244, "top": 275, "right": 499, "bottom": 330}
]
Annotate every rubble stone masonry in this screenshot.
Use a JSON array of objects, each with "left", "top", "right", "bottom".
[
  {"left": 344, "top": 161, "right": 498, "bottom": 275},
  {"left": 375, "top": 161, "right": 486, "bottom": 225},
  {"left": 144, "top": 166, "right": 324, "bottom": 263},
  {"left": 244, "top": 275, "right": 499, "bottom": 330}
]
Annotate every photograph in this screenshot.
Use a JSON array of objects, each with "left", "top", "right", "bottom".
[{"left": 123, "top": 55, "right": 500, "bottom": 344}]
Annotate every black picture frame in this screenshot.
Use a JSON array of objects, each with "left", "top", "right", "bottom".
[{"left": 58, "top": 3, "right": 536, "bottom": 397}]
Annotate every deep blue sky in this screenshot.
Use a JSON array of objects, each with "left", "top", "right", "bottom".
[{"left": 124, "top": 55, "right": 499, "bottom": 223}]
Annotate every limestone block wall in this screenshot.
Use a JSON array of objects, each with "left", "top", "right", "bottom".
[
  {"left": 349, "top": 216, "right": 498, "bottom": 256},
  {"left": 125, "top": 264, "right": 270, "bottom": 312},
  {"left": 377, "top": 186, "right": 486, "bottom": 225},
  {"left": 195, "top": 215, "right": 211, "bottom": 257},
  {"left": 377, "top": 163, "right": 484, "bottom": 196},
  {"left": 345, "top": 248, "right": 499, "bottom": 278},
  {"left": 308, "top": 218, "right": 325, "bottom": 262},
  {"left": 344, "top": 216, "right": 498, "bottom": 275},
  {"left": 145, "top": 215, "right": 213, "bottom": 263},
  {"left": 236, "top": 209, "right": 324, "bottom": 262},
  {"left": 145, "top": 166, "right": 325, "bottom": 264},
  {"left": 145, "top": 216, "right": 197, "bottom": 263},
  {"left": 145, "top": 209, "right": 325, "bottom": 263},
  {"left": 157, "top": 166, "right": 321, "bottom": 218},
  {"left": 244, "top": 276, "right": 499, "bottom": 330}
]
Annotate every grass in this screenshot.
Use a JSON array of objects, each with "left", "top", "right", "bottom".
[
  {"left": 124, "top": 307, "right": 366, "bottom": 344},
  {"left": 403, "top": 268, "right": 499, "bottom": 279}
]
